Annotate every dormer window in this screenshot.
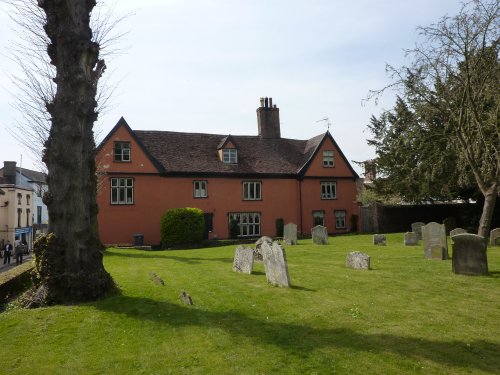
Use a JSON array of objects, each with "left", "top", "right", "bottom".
[
  {"left": 222, "top": 148, "right": 238, "bottom": 164},
  {"left": 114, "top": 141, "right": 131, "bottom": 162}
]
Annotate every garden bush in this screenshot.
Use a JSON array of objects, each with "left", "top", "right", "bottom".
[{"left": 161, "top": 208, "right": 204, "bottom": 247}]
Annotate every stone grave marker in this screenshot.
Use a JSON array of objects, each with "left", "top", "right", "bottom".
[
  {"left": 411, "top": 222, "right": 425, "bottom": 241},
  {"left": 404, "top": 232, "right": 418, "bottom": 246},
  {"left": 311, "top": 225, "right": 328, "bottom": 245},
  {"left": 346, "top": 251, "right": 370, "bottom": 270},
  {"left": 450, "top": 228, "right": 467, "bottom": 237},
  {"left": 452, "top": 234, "right": 488, "bottom": 275},
  {"left": 422, "top": 222, "right": 448, "bottom": 260},
  {"left": 283, "top": 223, "right": 298, "bottom": 245},
  {"left": 490, "top": 228, "right": 500, "bottom": 246},
  {"left": 254, "top": 236, "right": 272, "bottom": 262},
  {"left": 233, "top": 245, "right": 254, "bottom": 274},
  {"left": 262, "top": 241, "right": 290, "bottom": 287},
  {"left": 373, "top": 234, "right": 386, "bottom": 246}
]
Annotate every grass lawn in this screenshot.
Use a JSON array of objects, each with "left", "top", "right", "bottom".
[{"left": 0, "top": 233, "right": 499, "bottom": 374}]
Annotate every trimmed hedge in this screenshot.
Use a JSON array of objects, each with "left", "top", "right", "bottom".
[
  {"left": 0, "top": 261, "right": 34, "bottom": 304},
  {"left": 161, "top": 208, "right": 205, "bottom": 247}
]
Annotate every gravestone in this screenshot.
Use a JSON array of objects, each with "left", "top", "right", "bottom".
[
  {"left": 411, "top": 222, "right": 425, "bottom": 241},
  {"left": 490, "top": 228, "right": 500, "bottom": 246},
  {"left": 404, "top": 232, "right": 418, "bottom": 246},
  {"left": 179, "top": 290, "right": 193, "bottom": 305},
  {"left": 452, "top": 234, "right": 488, "bottom": 275},
  {"left": 254, "top": 236, "right": 272, "bottom": 262},
  {"left": 422, "top": 222, "right": 448, "bottom": 260},
  {"left": 233, "top": 246, "right": 254, "bottom": 274},
  {"left": 311, "top": 225, "right": 328, "bottom": 245},
  {"left": 283, "top": 223, "right": 298, "bottom": 245},
  {"left": 262, "top": 241, "right": 290, "bottom": 287},
  {"left": 346, "top": 251, "right": 370, "bottom": 270},
  {"left": 450, "top": 228, "right": 467, "bottom": 237},
  {"left": 373, "top": 234, "right": 386, "bottom": 246},
  {"left": 148, "top": 271, "right": 165, "bottom": 286}
]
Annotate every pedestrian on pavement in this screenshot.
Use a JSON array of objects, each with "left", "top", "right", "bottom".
[
  {"left": 14, "top": 242, "right": 23, "bottom": 265},
  {"left": 3, "top": 241, "right": 12, "bottom": 265}
]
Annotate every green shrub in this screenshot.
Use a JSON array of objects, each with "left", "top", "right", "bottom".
[
  {"left": 275, "top": 218, "right": 284, "bottom": 237},
  {"left": 161, "top": 208, "right": 205, "bottom": 247}
]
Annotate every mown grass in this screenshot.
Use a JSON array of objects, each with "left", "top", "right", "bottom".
[{"left": 0, "top": 233, "right": 499, "bottom": 374}]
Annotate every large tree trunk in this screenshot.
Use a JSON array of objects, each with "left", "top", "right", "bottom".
[
  {"left": 29, "top": 0, "right": 114, "bottom": 304},
  {"left": 477, "top": 183, "right": 498, "bottom": 239}
]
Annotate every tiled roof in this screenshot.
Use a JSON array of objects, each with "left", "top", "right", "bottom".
[
  {"left": 134, "top": 130, "right": 324, "bottom": 176},
  {"left": 0, "top": 167, "right": 47, "bottom": 184}
]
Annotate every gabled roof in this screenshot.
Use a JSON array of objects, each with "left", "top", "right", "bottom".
[{"left": 100, "top": 117, "right": 359, "bottom": 178}]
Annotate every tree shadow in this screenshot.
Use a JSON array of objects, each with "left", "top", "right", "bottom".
[{"left": 93, "top": 295, "right": 499, "bottom": 373}]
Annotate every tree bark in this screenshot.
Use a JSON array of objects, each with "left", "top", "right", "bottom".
[
  {"left": 30, "top": 0, "right": 114, "bottom": 304},
  {"left": 478, "top": 183, "right": 498, "bottom": 238}
]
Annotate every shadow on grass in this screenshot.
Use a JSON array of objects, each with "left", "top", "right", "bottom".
[
  {"left": 93, "top": 295, "right": 499, "bottom": 373},
  {"left": 105, "top": 250, "right": 232, "bottom": 264}
]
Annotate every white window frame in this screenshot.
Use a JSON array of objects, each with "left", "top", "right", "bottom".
[
  {"left": 229, "top": 212, "right": 261, "bottom": 237},
  {"left": 193, "top": 180, "right": 208, "bottom": 198},
  {"left": 321, "top": 181, "right": 336, "bottom": 199},
  {"left": 335, "top": 210, "right": 346, "bottom": 229},
  {"left": 222, "top": 148, "right": 238, "bottom": 164},
  {"left": 243, "top": 181, "right": 261, "bottom": 200},
  {"left": 114, "top": 142, "right": 131, "bottom": 162},
  {"left": 110, "top": 177, "right": 134, "bottom": 205},
  {"left": 323, "top": 150, "right": 334, "bottom": 167}
]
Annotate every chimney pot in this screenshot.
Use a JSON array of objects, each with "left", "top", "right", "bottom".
[{"left": 264, "top": 97, "right": 268, "bottom": 108}]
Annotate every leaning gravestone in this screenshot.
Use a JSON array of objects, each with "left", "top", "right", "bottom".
[
  {"left": 450, "top": 228, "right": 467, "bottom": 237},
  {"left": 346, "top": 251, "right": 370, "bottom": 270},
  {"left": 254, "top": 236, "right": 272, "bottom": 262},
  {"left": 262, "top": 241, "right": 290, "bottom": 287},
  {"left": 411, "top": 222, "right": 425, "bottom": 241},
  {"left": 404, "top": 232, "right": 418, "bottom": 246},
  {"left": 490, "top": 228, "right": 500, "bottom": 246},
  {"left": 452, "top": 234, "right": 488, "bottom": 275},
  {"left": 422, "top": 222, "right": 448, "bottom": 260},
  {"left": 283, "top": 223, "right": 298, "bottom": 245},
  {"left": 233, "top": 246, "right": 254, "bottom": 274},
  {"left": 311, "top": 225, "right": 328, "bottom": 245},
  {"left": 373, "top": 234, "right": 386, "bottom": 246}
]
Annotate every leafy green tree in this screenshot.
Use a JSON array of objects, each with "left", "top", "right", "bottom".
[{"left": 368, "top": 0, "right": 499, "bottom": 237}]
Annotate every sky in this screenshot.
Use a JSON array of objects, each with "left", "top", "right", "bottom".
[{"left": 0, "top": 0, "right": 464, "bottom": 175}]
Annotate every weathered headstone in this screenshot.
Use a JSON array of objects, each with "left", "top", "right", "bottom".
[
  {"left": 422, "top": 222, "right": 448, "bottom": 260},
  {"left": 373, "top": 234, "right": 386, "bottom": 246},
  {"left": 179, "top": 290, "right": 193, "bottom": 305},
  {"left": 490, "top": 228, "right": 500, "bottom": 246},
  {"left": 283, "top": 223, "right": 298, "bottom": 245},
  {"left": 450, "top": 228, "right": 467, "bottom": 237},
  {"left": 254, "top": 236, "right": 272, "bottom": 262},
  {"left": 346, "top": 251, "right": 370, "bottom": 270},
  {"left": 148, "top": 271, "right": 165, "bottom": 286},
  {"left": 411, "top": 222, "right": 425, "bottom": 241},
  {"left": 452, "top": 234, "right": 488, "bottom": 275},
  {"left": 262, "top": 241, "right": 290, "bottom": 287},
  {"left": 311, "top": 225, "right": 328, "bottom": 245},
  {"left": 233, "top": 246, "right": 254, "bottom": 274},
  {"left": 404, "top": 232, "right": 418, "bottom": 246}
]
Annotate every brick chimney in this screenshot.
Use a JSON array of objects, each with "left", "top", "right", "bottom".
[
  {"left": 3, "top": 161, "right": 17, "bottom": 185},
  {"left": 257, "top": 97, "right": 281, "bottom": 139}
]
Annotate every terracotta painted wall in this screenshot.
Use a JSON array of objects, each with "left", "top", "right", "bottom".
[
  {"left": 96, "top": 125, "right": 360, "bottom": 245},
  {"left": 97, "top": 176, "right": 301, "bottom": 245}
]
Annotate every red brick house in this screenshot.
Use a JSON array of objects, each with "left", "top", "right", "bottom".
[{"left": 96, "top": 98, "right": 360, "bottom": 245}]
